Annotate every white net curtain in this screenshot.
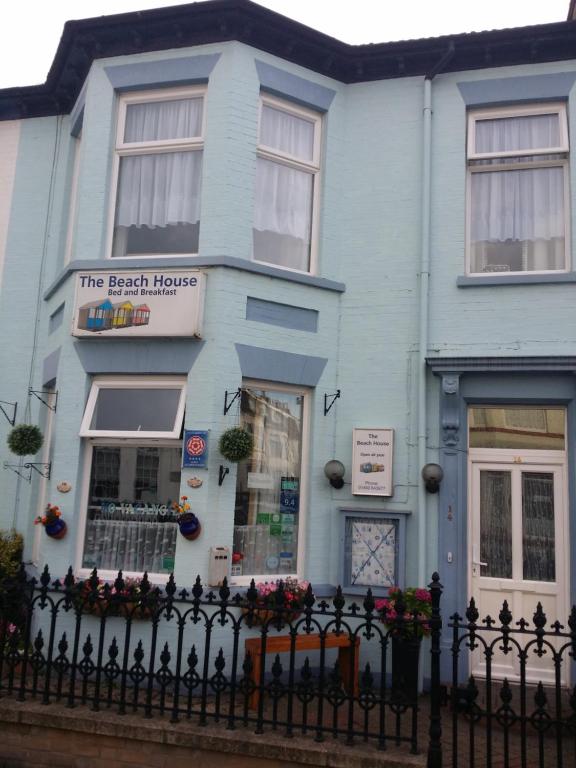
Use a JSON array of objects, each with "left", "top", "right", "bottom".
[
  {"left": 113, "top": 97, "right": 203, "bottom": 256},
  {"left": 470, "top": 113, "right": 566, "bottom": 273},
  {"left": 82, "top": 446, "right": 180, "bottom": 574},
  {"left": 253, "top": 105, "right": 316, "bottom": 271}
]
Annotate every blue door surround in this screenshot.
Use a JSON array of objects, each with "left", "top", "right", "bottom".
[{"left": 427, "top": 357, "right": 576, "bottom": 683}]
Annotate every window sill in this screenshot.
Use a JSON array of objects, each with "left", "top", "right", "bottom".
[
  {"left": 457, "top": 273, "right": 576, "bottom": 287},
  {"left": 44, "top": 255, "right": 346, "bottom": 300}
]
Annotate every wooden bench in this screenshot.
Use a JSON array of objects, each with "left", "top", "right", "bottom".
[{"left": 244, "top": 632, "right": 360, "bottom": 710}]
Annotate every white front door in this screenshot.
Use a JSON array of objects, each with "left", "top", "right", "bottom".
[{"left": 469, "top": 452, "right": 568, "bottom": 684}]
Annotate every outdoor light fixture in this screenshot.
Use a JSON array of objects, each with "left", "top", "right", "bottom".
[
  {"left": 422, "top": 463, "right": 444, "bottom": 494},
  {"left": 324, "top": 459, "right": 345, "bottom": 489}
]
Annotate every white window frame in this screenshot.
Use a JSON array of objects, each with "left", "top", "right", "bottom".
[
  {"left": 106, "top": 86, "right": 206, "bottom": 260},
  {"left": 79, "top": 375, "right": 186, "bottom": 439},
  {"left": 75, "top": 437, "right": 181, "bottom": 584},
  {"left": 230, "top": 379, "right": 311, "bottom": 587},
  {"left": 466, "top": 102, "right": 570, "bottom": 276},
  {"left": 253, "top": 94, "right": 322, "bottom": 276}
]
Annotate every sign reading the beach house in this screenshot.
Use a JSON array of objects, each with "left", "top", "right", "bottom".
[
  {"left": 72, "top": 270, "right": 205, "bottom": 337},
  {"left": 351, "top": 428, "right": 394, "bottom": 496}
]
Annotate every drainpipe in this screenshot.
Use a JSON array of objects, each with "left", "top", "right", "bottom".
[{"left": 417, "top": 44, "right": 455, "bottom": 590}]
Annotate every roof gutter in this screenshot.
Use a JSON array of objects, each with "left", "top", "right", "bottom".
[{"left": 417, "top": 43, "right": 455, "bottom": 593}]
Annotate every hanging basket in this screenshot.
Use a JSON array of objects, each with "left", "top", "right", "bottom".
[
  {"left": 7, "top": 424, "right": 44, "bottom": 456},
  {"left": 218, "top": 427, "right": 253, "bottom": 463}
]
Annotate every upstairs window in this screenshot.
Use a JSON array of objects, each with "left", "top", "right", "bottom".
[
  {"left": 467, "top": 104, "right": 569, "bottom": 274},
  {"left": 110, "top": 87, "right": 204, "bottom": 258},
  {"left": 253, "top": 95, "right": 321, "bottom": 273}
]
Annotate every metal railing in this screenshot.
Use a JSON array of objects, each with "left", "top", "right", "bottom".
[
  {"left": 0, "top": 566, "right": 443, "bottom": 762},
  {"left": 448, "top": 598, "right": 576, "bottom": 768}
]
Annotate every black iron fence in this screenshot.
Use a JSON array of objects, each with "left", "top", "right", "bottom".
[
  {"left": 0, "top": 566, "right": 442, "bottom": 761},
  {"left": 1, "top": 567, "right": 575, "bottom": 768},
  {"left": 448, "top": 598, "right": 576, "bottom": 768}
]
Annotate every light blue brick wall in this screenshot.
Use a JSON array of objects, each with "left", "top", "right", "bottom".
[
  {"left": 429, "top": 60, "right": 576, "bottom": 358},
  {"left": 3, "top": 38, "right": 575, "bottom": 596}
]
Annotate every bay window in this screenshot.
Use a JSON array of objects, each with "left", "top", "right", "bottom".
[
  {"left": 79, "top": 378, "right": 186, "bottom": 576},
  {"left": 467, "top": 103, "right": 569, "bottom": 274},
  {"left": 110, "top": 87, "right": 204, "bottom": 258},
  {"left": 253, "top": 95, "right": 321, "bottom": 273},
  {"left": 232, "top": 383, "right": 308, "bottom": 582}
]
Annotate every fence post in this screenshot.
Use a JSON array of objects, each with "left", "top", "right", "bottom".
[{"left": 427, "top": 572, "right": 443, "bottom": 768}]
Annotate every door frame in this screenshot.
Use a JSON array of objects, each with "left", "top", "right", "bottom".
[
  {"left": 467, "top": 449, "right": 569, "bottom": 683},
  {"left": 467, "top": 449, "right": 569, "bottom": 624}
]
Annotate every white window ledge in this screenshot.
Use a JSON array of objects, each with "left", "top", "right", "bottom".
[{"left": 457, "top": 273, "right": 576, "bottom": 287}]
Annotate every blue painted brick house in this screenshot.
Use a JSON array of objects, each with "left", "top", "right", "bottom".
[{"left": 1, "top": 0, "right": 576, "bottom": 685}]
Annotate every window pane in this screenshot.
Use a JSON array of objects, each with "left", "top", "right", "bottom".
[
  {"left": 90, "top": 388, "right": 181, "bottom": 432},
  {"left": 470, "top": 166, "right": 565, "bottom": 273},
  {"left": 124, "top": 98, "right": 203, "bottom": 142},
  {"left": 480, "top": 470, "right": 512, "bottom": 579},
  {"left": 475, "top": 113, "right": 560, "bottom": 154},
  {"left": 469, "top": 407, "right": 565, "bottom": 450},
  {"left": 260, "top": 105, "right": 314, "bottom": 161},
  {"left": 232, "top": 387, "right": 304, "bottom": 577},
  {"left": 82, "top": 446, "right": 181, "bottom": 573},
  {"left": 522, "top": 472, "right": 555, "bottom": 582},
  {"left": 113, "top": 151, "right": 202, "bottom": 257},
  {"left": 253, "top": 157, "right": 312, "bottom": 271}
]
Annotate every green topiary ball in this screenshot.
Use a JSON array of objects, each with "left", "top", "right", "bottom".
[
  {"left": 218, "top": 427, "right": 253, "bottom": 463},
  {"left": 7, "top": 424, "right": 44, "bottom": 456}
]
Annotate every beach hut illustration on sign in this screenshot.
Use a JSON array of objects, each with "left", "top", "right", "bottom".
[
  {"left": 132, "top": 304, "right": 151, "bottom": 326},
  {"left": 77, "top": 299, "right": 152, "bottom": 332},
  {"left": 77, "top": 299, "right": 114, "bottom": 331},
  {"left": 112, "top": 301, "right": 134, "bottom": 328}
]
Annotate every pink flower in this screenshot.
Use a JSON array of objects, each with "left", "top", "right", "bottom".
[{"left": 415, "top": 589, "right": 431, "bottom": 602}]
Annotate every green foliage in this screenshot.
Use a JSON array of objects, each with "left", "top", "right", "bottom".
[
  {"left": 0, "top": 530, "right": 25, "bottom": 633},
  {"left": 218, "top": 427, "right": 253, "bottom": 463},
  {"left": 0, "top": 530, "right": 23, "bottom": 581},
  {"left": 7, "top": 424, "right": 43, "bottom": 456}
]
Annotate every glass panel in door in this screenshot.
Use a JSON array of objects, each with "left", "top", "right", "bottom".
[
  {"left": 479, "top": 470, "right": 512, "bottom": 578},
  {"left": 522, "top": 471, "right": 555, "bottom": 582}
]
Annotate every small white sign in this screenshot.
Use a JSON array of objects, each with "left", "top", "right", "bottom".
[
  {"left": 72, "top": 269, "right": 205, "bottom": 337},
  {"left": 247, "top": 472, "right": 275, "bottom": 490},
  {"left": 352, "top": 428, "right": 394, "bottom": 496}
]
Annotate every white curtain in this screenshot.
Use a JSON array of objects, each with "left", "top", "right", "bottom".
[
  {"left": 254, "top": 158, "right": 312, "bottom": 242},
  {"left": 84, "top": 518, "right": 177, "bottom": 574},
  {"left": 470, "top": 114, "right": 565, "bottom": 272},
  {"left": 116, "top": 98, "right": 203, "bottom": 231},
  {"left": 253, "top": 106, "right": 314, "bottom": 270},
  {"left": 475, "top": 113, "right": 559, "bottom": 154},
  {"left": 260, "top": 105, "right": 314, "bottom": 160},
  {"left": 115, "top": 151, "right": 202, "bottom": 229},
  {"left": 124, "top": 98, "right": 203, "bottom": 143},
  {"left": 471, "top": 167, "right": 564, "bottom": 244}
]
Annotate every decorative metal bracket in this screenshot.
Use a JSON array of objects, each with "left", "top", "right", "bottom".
[
  {"left": 29, "top": 389, "right": 58, "bottom": 412},
  {"left": 0, "top": 400, "right": 17, "bottom": 426},
  {"left": 3, "top": 462, "right": 52, "bottom": 483},
  {"left": 218, "top": 465, "right": 229, "bottom": 486},
  {"left": 223, "top": 387, "right": 241, "bottom": 415},
  {"left": 324, "top": 390, "right": 341, "bottom": 416}
]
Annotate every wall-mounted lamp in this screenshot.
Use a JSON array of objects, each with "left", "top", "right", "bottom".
[
  {"left": 324, "top": 459, "right": 345, "bottom": 489},
  {"left": 422, "top": 463, "right": 443, "bottom": 494}
]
